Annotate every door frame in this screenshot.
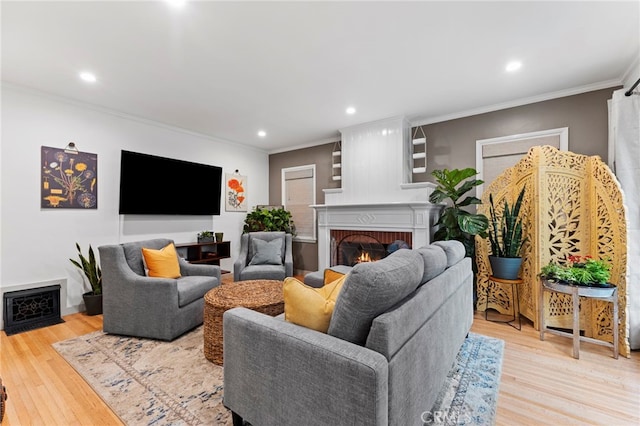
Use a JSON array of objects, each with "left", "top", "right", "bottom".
[{"left": 475, "top": 127, "right": 569, "bottom": 198}]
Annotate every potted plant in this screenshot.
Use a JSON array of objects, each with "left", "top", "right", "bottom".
[
  {"left": 243, "top": 206, "right": 296, "bottom": 235},
  {"left": 198, "top": 230, "right": 214, "bottom": 243},
  {"left": 429, "top": 168, "right": 489, "bottom": 257},
  {"left": 69, "top": 243, "right": 103, "bottom": 316},
  {"left": 486, "top": 187, "right": 527, "bottom": 279},
  {"left": 540, "top": 255, "right": 613, "bottom": 287}
]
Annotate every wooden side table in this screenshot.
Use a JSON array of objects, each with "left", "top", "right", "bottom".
[
  {"left": 485, "top": 275, "right": 523, "bottom": 330},
  {"left": 539, "top": 279, "right": 618, "bottom": 359}
]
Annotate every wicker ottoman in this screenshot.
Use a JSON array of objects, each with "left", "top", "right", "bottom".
[{"left": 203, "top": 279, "right": 284, "bottom": 365}]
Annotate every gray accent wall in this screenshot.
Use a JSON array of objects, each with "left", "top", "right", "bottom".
[
  {"left": 413, "top": 87, "right": 618, "bottom": 181},
  {"left": 269, "top": 142, "right": 340, "bottom": 273},
  {"left": 268, "top": 87, "right": 617, "bottom": 273}
]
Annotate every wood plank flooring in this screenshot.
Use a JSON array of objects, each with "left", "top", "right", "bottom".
[{"left": 1, "top": 310, "right": 638, "bottom": 425}]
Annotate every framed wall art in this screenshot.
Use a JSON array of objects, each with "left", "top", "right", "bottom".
[
  {"left": 225, "top": 172, "right": 247, "bottom": 212},
  {"left": 41, "top": 143, "right": 98, "bottom": 209}
]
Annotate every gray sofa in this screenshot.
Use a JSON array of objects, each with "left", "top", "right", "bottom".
[
  {"left": 98, "top": 238, "right": 221, "bottom": 341},
  {"left": 223, "top": 240, "right": 473, "bottom": 426}
]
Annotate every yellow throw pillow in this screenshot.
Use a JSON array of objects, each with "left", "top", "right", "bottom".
[
  {"left": 324, "top": 268, "right": 345, "bottom": 286},
  {"left": 141, "top": 243, "right": 181, "bottom": 279},
  {"left": 283, "top": 275, "right": 346, "bottom": 333}
]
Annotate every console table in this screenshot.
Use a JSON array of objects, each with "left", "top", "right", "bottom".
[
  {"left": 539, "top": 279, "right": 618, "bottom": 359},
  {"left": 175, "top": 241, "right": 231, "bottom": 274}
]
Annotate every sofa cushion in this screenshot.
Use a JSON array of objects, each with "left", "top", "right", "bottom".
[
  {"left": 249, "top": 238, "right": 283, "bottom": 265},
  {"left": 239, "top": 265, "right": 286, "bottom": 281},
  {"left": 248, "top": 232, "right": 286, "bottom": 262},
  {"left": 328, "top": 249, "right": 424, "bottom": 345},
  {"left": 176, "top": 275, "right": 217, "bottom": 307},
  {"left": 122, "top": 238, "right": 174, "bottom": 276},
  {"left": 141, "top": 243, "right": 181, "bottom": 278},
  {"left": 416, "top": 245, "right": 448, "bottom": 283},
  {"left": 432, "top": 240, "right": 466, "bottom": 267},
  {"left": 283, "top": 275, "right": 346, "bottom": 333},
  {"left": 366, "top": 257, "right": 473, "bottom": 359}
]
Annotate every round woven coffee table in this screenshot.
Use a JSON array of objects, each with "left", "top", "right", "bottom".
[{"left": 203, "top": 279, "right": 284, "bottom": 365}]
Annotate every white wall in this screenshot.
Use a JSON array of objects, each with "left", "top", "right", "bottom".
[
  {"left": 0, "top": 85, "right": 269, "bottom": 326},
  {"left": 324, "top": 116, "right": 432, "bottom": 205}
]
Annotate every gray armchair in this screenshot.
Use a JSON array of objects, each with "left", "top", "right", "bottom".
[
  {"left": 98, "top": 238, "right": 221, "bottom": 341},
  {"left": 233, "top": 231, "right": 293, "bottom": 282}
]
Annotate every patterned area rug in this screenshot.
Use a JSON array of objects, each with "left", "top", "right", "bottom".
[
  {"left": 53, "top": 328, "right": 503, "bottom": 426},
  {"left": 429, "top": 332, "right": 505, "bottom": 425}
]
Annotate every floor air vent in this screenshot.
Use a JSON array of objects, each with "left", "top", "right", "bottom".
[{"left": 3, "top": 285, "right": 64, "bottom": 335}]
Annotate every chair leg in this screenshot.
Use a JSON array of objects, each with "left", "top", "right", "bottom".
[{"left": 231, "top": 411, "right": 244, "bottom": 426}]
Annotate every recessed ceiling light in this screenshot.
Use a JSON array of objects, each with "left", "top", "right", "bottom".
[
  {"left": 257, "top": 130, "right": 266, "bottom": 138},
  {"left": 506, "top": 61, "right": 522, "bottom": 72},
  {"left": 79, "top": 71, "right": 97, "bottom": 83},
  {"left": 346, "top": 106, "right": 356, "bottom": 115}
]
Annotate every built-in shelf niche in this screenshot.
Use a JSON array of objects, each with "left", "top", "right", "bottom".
[
  {"left": 411, "top": 127, "right": 427, "bottom": 176},
  {"left": 331, "top": 141, "right": 342, "bottom": 183}
]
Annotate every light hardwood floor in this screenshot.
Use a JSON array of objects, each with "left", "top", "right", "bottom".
[{"left": 1, "top": 310, "right": 638, "bottom": 425}]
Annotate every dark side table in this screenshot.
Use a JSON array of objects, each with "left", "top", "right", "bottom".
[
  {"left": 485, "top": 275, "right": 522, "bottom": 330},
  {"left": 539, "top": 279, "right": 618, "bottom": 359}
]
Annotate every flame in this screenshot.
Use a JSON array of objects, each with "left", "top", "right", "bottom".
[{"left": 356, "top": 251, "right": 373, "bottom": 263}]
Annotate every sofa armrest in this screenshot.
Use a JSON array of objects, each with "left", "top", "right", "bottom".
[
  {"left": 178, "top": 258, "right": 221, "bottom": 282},
  {"left": 223, "top": 308, "right": 388, "bottom": 426},
  {"left": 233, "top": 234, "right": 250, "bottom": 281},
  {"left": 284, "top": 233, "right": 293, "bottom": 277}
]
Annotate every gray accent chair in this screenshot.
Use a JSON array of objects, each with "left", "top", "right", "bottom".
[
  {"left": 98, "top": 238, "right": 221, "bottom": 341},
  {"left": 233, "top": 231, "right": 293, "bottom": 282},
  {"left": 223, "top": 241, "right": 473, "bottom": 426}
]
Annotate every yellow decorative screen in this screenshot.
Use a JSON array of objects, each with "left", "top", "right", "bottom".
[{"left": 475, "top": 145, "right": 629, "bottom": 357}]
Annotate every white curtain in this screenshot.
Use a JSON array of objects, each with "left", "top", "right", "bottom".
[{"left": 609, "top": 88, "right": 640, "bottom": 349}]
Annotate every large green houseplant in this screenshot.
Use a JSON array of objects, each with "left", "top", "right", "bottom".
[
  {"left": 243, "top": 206, "right": 296, "bottom": 236},
  {"left": 69, "top": 243, "right": 103, "bottom": 315},
  {"left": 429, "top": 168, "right": 489, "bottom": 257},
  {"left": 487, "top": 186, "right": 527, "bottom": 279}
]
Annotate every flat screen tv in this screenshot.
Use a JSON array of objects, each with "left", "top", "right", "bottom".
[{"left": 119, "top": 150, "right": 222, "bottom": 215}]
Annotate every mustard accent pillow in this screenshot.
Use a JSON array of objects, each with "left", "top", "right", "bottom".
[
  {"left": 284, "top": 275, "right": 346, "bottom": 333},
  {"left": 324, "top": 268, "right": 345, "bottom": 286},
  {"left": 141, "top": 243, "right": 181, "bottom": 279}
]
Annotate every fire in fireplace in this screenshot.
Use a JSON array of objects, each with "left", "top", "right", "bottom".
[{"left": 331, "top": 230, "right": 412, "bottom": 267}]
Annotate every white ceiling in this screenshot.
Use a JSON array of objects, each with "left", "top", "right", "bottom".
[{"left": 2, "top": 1, "right": 639, "bottom": 153}]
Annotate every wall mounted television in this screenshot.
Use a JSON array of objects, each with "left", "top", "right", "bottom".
[{"left": 119, "top": 150, "right": 222, "bottom": 215}]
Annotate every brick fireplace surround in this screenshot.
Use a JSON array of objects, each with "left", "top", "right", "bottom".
[
  {"left": 330, "top": 229, "right": 413, "bottom": 266},
  {"left": 312, "top": 202, "right": 442, "bottom": 271}
]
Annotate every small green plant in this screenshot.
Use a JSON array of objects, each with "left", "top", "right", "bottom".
[
  {"left": 198, "top": 230, "right": 213, "bottom": 238},
  {"left": 487, "top": 187, "right": 527, "bottom": 258},
  {"left": 243, "top": 206, "right": 296, "bottom": 235},
  {"left": 69, "top": 243, "right": 102, "bottom": 295},
  {"left": 430, "top": 168, "right": 489, "bottom": 257},
  {"left": 540, "top": 255, "right": 612, "bottom": 286}
]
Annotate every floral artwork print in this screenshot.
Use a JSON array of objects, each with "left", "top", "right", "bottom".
[
  {"left": 225, "top": 173, "right": 247, "bottom": 212},
  {"left": 41, "top": 146, "right": 98, "bottom": 209}
]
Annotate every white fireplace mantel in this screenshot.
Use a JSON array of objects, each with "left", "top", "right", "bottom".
[{"left": 311, "top": 202, "right": 443, "bottom": 270}]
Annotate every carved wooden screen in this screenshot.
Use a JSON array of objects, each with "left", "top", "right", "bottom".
[{"left": 476, "top": 145, "right": 629, "bottom": 357}]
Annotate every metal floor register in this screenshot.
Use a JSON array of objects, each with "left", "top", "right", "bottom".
[{"left": 3, "top": 285, "right": 64, "bottom": 335}]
